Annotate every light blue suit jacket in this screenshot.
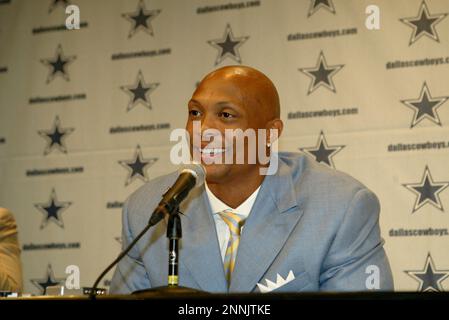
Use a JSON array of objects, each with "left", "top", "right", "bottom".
[{"left": 110, "top": 152, "right": 394, "bottom": 293}]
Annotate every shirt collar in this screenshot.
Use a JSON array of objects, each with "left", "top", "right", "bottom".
[{"left": 204, "top": 183, "right": 261, "bottom": 218}]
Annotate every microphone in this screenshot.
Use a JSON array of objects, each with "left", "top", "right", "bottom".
[
  {"left": 90, "top": 163, "right": 205, "bottom": 298},
  {"left": 148, "top": 163, "right": 206, "bottom": 227}
]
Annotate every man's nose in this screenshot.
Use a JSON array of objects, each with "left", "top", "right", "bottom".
[
  {"left": 200, "top": 115, "right": 223, "bottom": 141},
  {"left": 200, "top": 113, "right": 219, "bottom": 132},
  {"left": 190, "top": 116, "right": 217, "bottom": 141}
]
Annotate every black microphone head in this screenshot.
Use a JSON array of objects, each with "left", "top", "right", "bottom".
[{"left": 178, "top": 162, "right": 206, "bottom": 188}]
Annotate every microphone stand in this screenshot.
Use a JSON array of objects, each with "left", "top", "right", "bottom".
[
  {"left": 90, "top": 164, "right": 207, "bottom": 299},
  {"left": 131, "top": 208, "right": 204, "bottom": 297},
  {"left": 90, "top": 207, "right": 201, "bottom": 300},
  {"left": 167, "top": 211, "right": 181, "bottom": 287}
]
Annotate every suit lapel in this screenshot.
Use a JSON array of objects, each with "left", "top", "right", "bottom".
[
  {"left": 179, "top": 186, "right": 228, "bottom": 292},
  {"left": 229, "top": 159, "right": 305, "bottom": 292}
]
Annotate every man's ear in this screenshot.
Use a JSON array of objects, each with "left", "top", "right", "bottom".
[{"left": 266, "top": 119, "right": 283, "bottom": 145}]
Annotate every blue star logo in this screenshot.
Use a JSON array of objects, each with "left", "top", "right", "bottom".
[
  {"left": 38, "top": 115, "right": 74, "bottom": 155},
  {"left": 300, "top": 131, "right": 345, "bottom": 168},
  {"left": 400, "top": 1, "right": 448, "bottom": 45},
  {"left": 34, "top": 188, "right": 72, "bottom": 229},
  {"left": 299, "top": 51, "right": 344, "bottom": 95},
  {"left": 405, "top": 253, "right": 449, "bottom": 292},
  {"left": 308, "top": 0, "right": 336, "bottom": 17},
  {"left": 401, "top": 82, "right": 448, "bottom": 128},
  {"left": 40, "top": 44, "right": 76, "bottom": 83},
  {"left": 48, "top": 0, "right": 70, "bottom": 14},
  {"left": 30, "top": 264, "right": 65, "bottom": 295},
  {"left": 122, "top": 0, "right": 161, "bottom": 38},
  {"left": 208, "top": 24, "right": 249, "bottom": 65},
  {"left": 403, "top": 166, "right": 449, "bottom": 213},
  {"left": 119, "top": 145, "right": 158, "bottom": 186},
  {"left": 120, "top": 70, "right": 159, "bottom": 111}
]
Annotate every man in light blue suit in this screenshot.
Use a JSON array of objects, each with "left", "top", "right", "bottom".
[{"left": 110, "top": 66, "right": 393, "bottom": 293}]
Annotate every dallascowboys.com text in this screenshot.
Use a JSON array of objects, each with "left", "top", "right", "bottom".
[
  {"left": 388, "top": 140, "right": 449, "bottom": 152},
  {"left": 390, "top": 228, "right": 448, "bottom": 237}
]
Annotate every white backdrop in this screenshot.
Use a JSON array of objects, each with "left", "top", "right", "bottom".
[{"left": 0, "top": 0, "right": 448, "bottom": 294}]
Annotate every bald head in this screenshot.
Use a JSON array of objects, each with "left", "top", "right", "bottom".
[{"left": 195, "top": 66, "right": 280, "bottom": 123}]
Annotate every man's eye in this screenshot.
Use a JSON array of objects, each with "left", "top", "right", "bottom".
[
  {"left": 220, "top": 112, "right": 235, "bottom": 119},
  {"left": 189, "top": 110, "right": 201, "bottom": 117}
]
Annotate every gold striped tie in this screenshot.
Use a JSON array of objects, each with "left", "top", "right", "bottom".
[{"left": 219, "top": 209, "right": 244, "bottom": 285}]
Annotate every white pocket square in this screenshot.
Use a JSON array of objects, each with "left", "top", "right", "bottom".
[{"left": 257, "top": 270, "right": 295, "bottom": 293}]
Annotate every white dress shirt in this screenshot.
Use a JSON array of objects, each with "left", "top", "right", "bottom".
[{"left": 204, "top": 183, "right": 261, "bottom": 261}]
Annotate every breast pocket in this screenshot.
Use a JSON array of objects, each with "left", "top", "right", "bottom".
[
  {"left": 254, "top": 270, "right": 315, "bottom": 293},
  {"left": 272, "top": 271, "right": 314, "bottom": 292}
]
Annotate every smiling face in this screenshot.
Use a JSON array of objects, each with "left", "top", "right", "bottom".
[{"left": 186, "top": 66, "right": 282, "bottom": 185}]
